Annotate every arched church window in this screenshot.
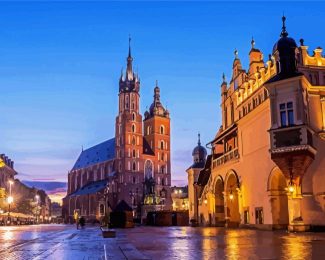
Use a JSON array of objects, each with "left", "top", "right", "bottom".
[
  {"left": 132, "top": 113, "right": 136, "bottom": 121},
  {"left": 144, "top": 160, "right": 153, "bottom": 179},
  {"left": 132, "top": 124, "right": 136, "bottom": 133},
  {"left": 161, "top": 166, "right": 165, "bottom": 174},
  {"left": 132, "top": 162, "right": 136, "bottom": 171},
  {"left": 132, "top": 136, "right": 136, "bottom": 145},
  {"left": 131, "top": 95, "right": 135, "bottom": 110},
  {"left": 125, "top": 95, "right": 129, "bottom": 109},
  {"left": 160, "top": 141, "right": 164, "bottom": 150},
  {"left": 132, "top": 150, "right": 136, "bottom": 158},
  {"left": 160, "top": 125, "right": 164, "bottom": 134}
]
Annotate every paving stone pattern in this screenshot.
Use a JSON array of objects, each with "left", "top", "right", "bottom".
[{"left": 1, "top": 225, "right": 325, "bottom": 259}]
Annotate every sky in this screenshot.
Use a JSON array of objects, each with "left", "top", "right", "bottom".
[{"left": 1, "top": 1, "right": 325, "bottom": 187}]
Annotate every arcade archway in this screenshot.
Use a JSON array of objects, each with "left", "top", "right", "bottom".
[
  {"left": 225, "top": 171, "right": 240, "bottom": 227},
  {"left": 268, "top": 167, "right": 289, "bottom": 229},
  {"left": 214, "top": 177, "right": 225, "bottom": 226}
]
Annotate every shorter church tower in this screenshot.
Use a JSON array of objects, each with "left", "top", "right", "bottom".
[{"left": 143, "top": 82, "right": 172, "bottom": 208}]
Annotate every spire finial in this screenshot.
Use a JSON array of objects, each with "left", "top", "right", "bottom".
[
  {"left": 126, "top": 35, "right": 133, "bottom": 80},
  {"left": 198, "top": 132, "right": 201, "bottom": 146},
  {"left": 222, "top": 73, "right": 226, "bottom": 83},
  {"left": 128, "top": 34, "right": 131, "bottom": 57},
  {"left": 251, "top": 37, "right": 255, "bottom": 49},
  {"left": 155, "top": 80, "right": 158, "bottom": 87},
  {"left": 234, "top": 49, "right": 238, "bottom": 59},
  {"left": 280, "top": 15, "right": 288, "bottom": 37}
]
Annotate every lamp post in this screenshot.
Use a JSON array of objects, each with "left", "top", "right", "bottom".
[
  {"left": 7, "top": 180, "right": 14, "bottom": 225},
  {"left": 7, "top": 196, "right": 13, "bottom": 225},
  {"left": 104, "top": 184, "right": 110, "bottom": 216},
  {"left": 35, "top": 195, "right": 40, "bottom": 224}
]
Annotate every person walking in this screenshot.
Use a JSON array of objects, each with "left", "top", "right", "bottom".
[{"left": 74, "top": 210, "right": 79, "bottom": 229}]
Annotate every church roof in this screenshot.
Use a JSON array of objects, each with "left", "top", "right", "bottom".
[
  {"left": 69, "top": 179, "right": 108, "bottom": 196},
  {"left": 114, "top": 200, "right": 133, "bottom": 212},
  {"left": 72, "top": 138, "right": 115, "bottom": 171}
]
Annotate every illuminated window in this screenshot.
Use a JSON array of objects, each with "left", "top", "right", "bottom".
[{"left": 280, "top": 102, "right": 294, "bottom": 127}]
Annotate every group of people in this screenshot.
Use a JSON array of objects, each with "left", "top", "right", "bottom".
[{"left": 73, "top": 210, "right": 85, "bottom": 229}]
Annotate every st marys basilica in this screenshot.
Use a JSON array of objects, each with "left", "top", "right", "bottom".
[{"left": 62, "top": 40, "right": 172, "bottom": 222}]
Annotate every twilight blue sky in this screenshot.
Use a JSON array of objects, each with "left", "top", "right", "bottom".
[{"left": 1, "top": 1, "right": 324, "bottom": 185}]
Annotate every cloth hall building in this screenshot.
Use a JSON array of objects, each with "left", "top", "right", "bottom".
[
  {"left": 187, "top": 17, "right": 325, "bottom": 231},
  {"left": 62, "top": 42, "right": 172, "bottom": 222}
]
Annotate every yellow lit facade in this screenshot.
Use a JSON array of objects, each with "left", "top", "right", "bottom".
[
  {"left": 171, "top": 186, "right": 189, "bottom": 211},
  {"left": 188, "top": 17, "right": 325, "bottom": 231}
]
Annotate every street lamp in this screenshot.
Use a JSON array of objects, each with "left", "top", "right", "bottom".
[
  {"left": 35, "top": 195, "right": 40, "bottom": 224},
  {"left": 7, "top": 196, "right": 13, "bottom": 225},
  {"left": 229, "top": 190, "right": 234, "bottom": 201},
  {"left": 104, "top": 184, "right": 110, "bottom": 216},
  {"left": 7, "top": 180, "right": 14, "bottom": 225}
]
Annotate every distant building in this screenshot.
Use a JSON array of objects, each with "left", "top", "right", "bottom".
[
  {"left": 188, "top": 17, "right": 325, "bottom": 231},
  {"left": 0, "top": 154, "right": 51, "bottom": 222},
  {"left": 62, "top": 40, "right": 172, "bottom": 222},
  {"left": 171, "top": 186, "right": 189, "bottom": 211}
]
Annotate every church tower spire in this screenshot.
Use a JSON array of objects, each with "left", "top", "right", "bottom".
[{"left": 126, "top": 35, "right": 134, "bottom": 80}]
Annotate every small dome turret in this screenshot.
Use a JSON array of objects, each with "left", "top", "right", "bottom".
[
  {"left": 192, "top": 133, "right": 207, "bottom": 163},
  {"left": 272, "top": 16, "right": 298, "bottom": 76},
  {"left": 148, "top": 81, "right": 168, "bottom": 118}
]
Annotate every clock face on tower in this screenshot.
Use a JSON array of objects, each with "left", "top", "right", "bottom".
[{"left": 145, "top": 160, "right": 153, "bottom": 180}]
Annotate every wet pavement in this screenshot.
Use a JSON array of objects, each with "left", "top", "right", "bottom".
[{"left": 1, "top": 224, "right": 325, "bottom": 259}]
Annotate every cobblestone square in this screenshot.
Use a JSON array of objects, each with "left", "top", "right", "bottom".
[{"left": 1, "top": 224, "right": 325, "bottom": 259}]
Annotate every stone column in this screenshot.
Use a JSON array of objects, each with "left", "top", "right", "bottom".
[
  {"left": 223, "top": 191, "right": 229, "bottom": 227},
  {"left": 321, "top": 96, "right": 325, "bottom": 131}
]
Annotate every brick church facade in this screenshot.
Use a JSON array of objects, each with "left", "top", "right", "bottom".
[{"left": 62, "top": 41, "right": 172, "bottom": 222}]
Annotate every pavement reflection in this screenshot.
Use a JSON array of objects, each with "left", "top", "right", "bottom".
[{"left": 0, "top": 225, "right": 325, "bottom": 259}]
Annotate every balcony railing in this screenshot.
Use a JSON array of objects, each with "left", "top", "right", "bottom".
[
  {"left": 269, "top": 125, "right": 316, "bottom": 153},
  {"left": 212, "top": 148, "right": 239, "bottom": 169}
]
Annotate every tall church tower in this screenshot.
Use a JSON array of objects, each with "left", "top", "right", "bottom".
[
  {"left": 115, "top": 38, "right": 143, "bottom": 209},
  {"left": 143, "top": 82, "right": 172, "bottom": 208}
]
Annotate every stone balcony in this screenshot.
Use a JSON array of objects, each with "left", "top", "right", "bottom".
[
  {"left": 212, "top": 148, "right": 239, "bottom": 169},
  {"left": 269, "top": 125, "right": 317, "bottom": 178}
]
